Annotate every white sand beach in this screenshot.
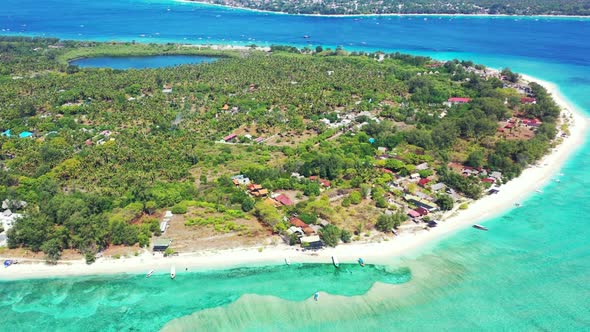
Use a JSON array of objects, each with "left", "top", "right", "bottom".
[{"left": 0, "top": 75, "right": 587, "bottom": 280}]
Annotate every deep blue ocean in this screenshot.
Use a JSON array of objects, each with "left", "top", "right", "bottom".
[{"left": 1, "top": 0, "right": 589, "bottom": 331}]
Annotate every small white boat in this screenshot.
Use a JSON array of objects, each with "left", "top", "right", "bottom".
[
  {"left": 331, "top": 256, "right": 340, "bottom": 268},
  {"left": 535, "top": 189, "right": 543, "bottom": 193},
  {"left": 391, "top": 228, "right": 399, "bottom": 236},
  {"left": 146, "top": 269, "right": 154, "bottom": 278},
  {"left": 473, "top": 224, "right": 488, "bottom": 231},
  {"left": 284, "top": 257, "right": 291, "bottom": 266},
  {"left": 170, "top": 266, "right": 176, "bottom": 280}
]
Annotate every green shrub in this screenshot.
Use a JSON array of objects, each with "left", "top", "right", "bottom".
[
  {"left": 241, "top": 197, "right": 255, "bottom": 212},
  {"left": 226, "top": 209, "right": 246, "bottom": 218},
  {"left": 298, "top": 213, "right": 317, "bottom": 225},
  {"left": 85, "top": 252, "right": 96, "bottom": 265},
  {"left": 171, "top": 204, "right": 188, "bottom": 214},
  {"left": 341, "top": 229, "right": 352, "bottom": 243},
  {"left": 320, "top": 224, "right": 342, "bottom": 247},
  {"left": 341, "top": 197, "right": 351, "bottom": 207},
  {"left": 375, "top": 212, "right": 407, "bottom": 232},
  {"left": 138, "top": 233, "right": 150, "bottom": 247},
  {"left": 289, "top": 233, "right": 299, "bottom": 246},
  {"left": 349, "top": 191, "right": 362, "bottom": 204}
]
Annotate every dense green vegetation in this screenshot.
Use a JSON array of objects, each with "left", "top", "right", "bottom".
[
  {"left": 191, "top": 0, "right": 590, "bottom": 16},
  {"left": 0, "top": 37, "right": 560, "bottom": 260}
]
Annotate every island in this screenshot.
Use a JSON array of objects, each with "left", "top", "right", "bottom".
[
  {"left": 185, "top": 0, "right": 590, "bottom": 16},
  {"left": 0, "top": 37, "right": 579, "bottom": 277}
]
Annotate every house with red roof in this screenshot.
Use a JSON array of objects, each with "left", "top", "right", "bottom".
[
  {"left": 418, "top": 178, "right": 431, "bottom": 187},
  {"left": 407, "top": 210, "right": 421, "bottom": 218},
  {"left": 265, "top": 197, "right": 282, "bottom": 208},
  {"left": 248, "top": 184, "right": 262, "bottom": 191},
  {"left": 290, "top": 217, "right": 308, "bottom": 228},
  {"left": 223, "top": 133, "right": 237, "bottom": 142},
  {"left": 522, "top": 118, "right": 542, "bottom": 127},
  {"left": 289, "top": 217, "right": 316, "bottom": 235},
  {"left": 520, "top": 97, "right": 536, "bottom": 104},
  {"left": 415, "top": 207, "right": 429, "bottom": 216},
  {"left": 255, "top": 189, "right": 269, "bottom": 197},
  {"left": 309, "top": 176, "right": 331, "bottom": 188},
  {"left": 302, "top": 226, "right": 315, "bottom": 235},
  {"left": 380, "top": 168, "right": 395, "bottom": 175},
  {"left": 248, "top": 184, "right": 268, "bottom": 197},
  {"left": 482, "top": 177, "right": 496, "bottom": 184},
  {"left": 274, "top": 194, "right": 293, "bottom": 206}
]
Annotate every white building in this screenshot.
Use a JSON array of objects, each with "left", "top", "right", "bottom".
[{"left": 0, "top": 209, "right": 21, "bottom": 247}]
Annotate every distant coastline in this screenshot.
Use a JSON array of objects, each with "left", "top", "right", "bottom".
[{"left": 176, "top": 0, "right": 590, "bottom": 19}]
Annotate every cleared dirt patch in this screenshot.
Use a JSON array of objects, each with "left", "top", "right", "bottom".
[{"left": 157, "top": 207, "right": 269, "bottom": 252}]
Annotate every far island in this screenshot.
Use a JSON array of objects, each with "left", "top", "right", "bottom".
[{"left": 185, "top": 0, "right": 590, "bottom": 16}]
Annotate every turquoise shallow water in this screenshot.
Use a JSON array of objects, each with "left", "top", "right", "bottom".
[
  {"left": 1, "top": 0, "right": 590, "bottom": 331},
  {"left": 0, "top": 264, "right": 411, "bottom": 331}
]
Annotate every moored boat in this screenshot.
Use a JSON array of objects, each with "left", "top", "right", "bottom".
[
  {"left": 358, "top": 258, "right": 365, "bottom": 267},
  {"left": 146, "top": 269, "right": 154, "bottom": 278},
  {"left": 473, "top": 224, "right": 488, "bottom": 231},
  {"left": 170, "top": 266, "right": 176, "bottom": 279},
  {"left": 285, "top": 257, "right": 291, "bottom": 265},
  {"left": 331, "top": 256, "right": 340, "bottom": 268}
]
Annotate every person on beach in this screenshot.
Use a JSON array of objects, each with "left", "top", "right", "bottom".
[{"left": 313, "top": 291, "right": 320, "bottom": 301}]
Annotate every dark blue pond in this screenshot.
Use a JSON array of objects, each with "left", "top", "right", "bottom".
[{"left": 69, "top": 55, "right": 218, "bottom": 69}]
